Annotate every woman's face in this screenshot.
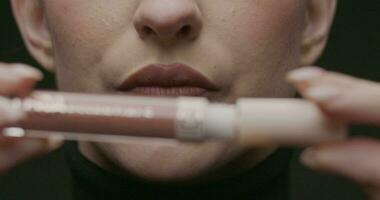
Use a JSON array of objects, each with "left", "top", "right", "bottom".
[
  {"left": 14, "top": 0, "right": 335, "bottom": 181},
  {"left": 43, "top": 0, "right": 306, "bottom": 99}
]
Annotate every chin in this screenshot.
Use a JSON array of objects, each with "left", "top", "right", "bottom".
[{"left": 84, "top": 138, "right": 241, "bottom": 182}]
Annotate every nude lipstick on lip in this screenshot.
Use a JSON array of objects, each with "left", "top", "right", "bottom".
[
  {"left": 117, "top": 63, "right": 219, "bottom": 97},
  {"left": 2, "top": 91, "right": 346, "bottom": 146}
]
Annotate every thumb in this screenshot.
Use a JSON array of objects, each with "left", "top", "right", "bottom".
[
  {"left": 0, "top": 136, "right": 63, "bottom": 173},
  {"left": 301, "top": 138, "right": 380, "bottom": 198}
]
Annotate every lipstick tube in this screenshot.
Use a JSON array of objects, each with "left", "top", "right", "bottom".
[{"left": 1, "top": 91, "right": 346, "bottom": 146}]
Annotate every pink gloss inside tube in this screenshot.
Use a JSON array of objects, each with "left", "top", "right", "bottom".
[{"left": 16, "top": 91, "right": 177, "bottom": 139}]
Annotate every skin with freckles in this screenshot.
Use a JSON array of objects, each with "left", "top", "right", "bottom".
[{"left": 11, "top": 0, "right": 337, "bottom": 182}]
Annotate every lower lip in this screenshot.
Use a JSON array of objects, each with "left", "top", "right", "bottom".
[{"left": 128, "top": 86, "right": 207, "bottom": 96}]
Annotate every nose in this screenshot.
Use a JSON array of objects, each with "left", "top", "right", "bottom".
[{"left": 133, "top": 0, "right": 203, "bottom": 43}]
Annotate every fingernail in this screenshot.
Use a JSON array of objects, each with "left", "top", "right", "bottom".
[
  {"left": 301, "top": 148, "right": 320, "bottom": 168},
  {"left": 0, "top": 97, "right": 25, "bottom": 123},
  {"left": 12, "top": 65, "right": 43, "bottom": 81},
  {"left": 287, "top": 67, "right": 324, "bottom": 82},
  {"left": 305, "top": 86, "right": 341, "bottom": 102},
  {"left": 47, "top": 135, "right": 64, "bottom": 150}
]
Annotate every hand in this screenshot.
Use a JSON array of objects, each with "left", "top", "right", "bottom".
[
  {"left": 0, "top": 62, "right": 63, "bottom": 173},
  {"left": 287, "top": 66, "right": 380, "bottom": 199}
]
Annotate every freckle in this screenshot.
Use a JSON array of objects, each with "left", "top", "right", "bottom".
[{"left": 230, "top": 7, "right": 237, "bottom": 17}]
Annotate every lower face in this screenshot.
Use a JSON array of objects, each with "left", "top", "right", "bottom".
[{"left": 42, "top": 0, "right": 306, "bottom": 181}]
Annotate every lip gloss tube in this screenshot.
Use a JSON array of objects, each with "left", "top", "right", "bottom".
[{"left": 1, "top": 91, "right": 346, "bottom": 146}]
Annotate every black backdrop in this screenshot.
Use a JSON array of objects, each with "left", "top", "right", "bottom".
[{"left": 1, "top": 1, "right": 379, "bottom": 200}]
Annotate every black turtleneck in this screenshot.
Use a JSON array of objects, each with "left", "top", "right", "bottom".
[{"left": 0, "top": 142, "right": 292, "bottom": 200}]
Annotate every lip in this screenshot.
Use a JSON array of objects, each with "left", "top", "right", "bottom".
[{"left": 117, "top": 63, "right": 219, "bottom": 96}]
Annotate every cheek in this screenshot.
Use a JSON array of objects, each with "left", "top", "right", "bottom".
[
  {"left": 227, "top": 0, "right": 305, "bottom": 55},
  {"left": 43, "top": 1, "right": 140, "bottom": 91},
  {"left": 208, "top": 0, "right": 305, "bottom": 98},
  {"left": 44, "top": 1, "right": 137, "bottom": 72}
]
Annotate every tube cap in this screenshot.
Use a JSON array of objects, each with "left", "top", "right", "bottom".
[{"left": 236, "top": 99, "right": 347, "bottom": 146}]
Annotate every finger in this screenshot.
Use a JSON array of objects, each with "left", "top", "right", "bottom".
[
  {"left": 0, "top": 63, "right": 43, "bottom": 97},
  {"left": 0, "top": 136, "right": 20, "bottom": 149},
  {"left": 287, "top": 66, "right": 380, "bottom": 126},
  {"left": 0, "top": 137, "right": 63, "bottom": 173},
  {"left": 0, "top": 63, "right": 54, "bottom": 173},
  {"left": 301, "top": 138, "right": 380, "bottom": 191}
]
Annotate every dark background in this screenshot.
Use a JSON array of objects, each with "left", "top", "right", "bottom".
[{"left": 1, "top": 1, "right": 379, "bottom": 200}]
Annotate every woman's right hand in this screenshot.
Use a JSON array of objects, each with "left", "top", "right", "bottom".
[{"left": 0, "top": 62, "right": 62, "bottom": 173}]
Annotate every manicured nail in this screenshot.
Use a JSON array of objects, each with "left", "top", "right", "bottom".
[
  {"left": 12, "top": 65, "right": 43, "bottom": 81},
  {"left": 47, "top": 135, "right": 65, "bottom": 150},
  {"left": 305, "top": 86, "right": 341, "bottom": 102},
  {"left": 0, "top": 97, "right": 25, "bottom": 123},
  {"left": 301, "top": 148, "right": 320, "bottom": 168},
  {"left": 287, "top": 67, "right": 324, "bottom": 82}
]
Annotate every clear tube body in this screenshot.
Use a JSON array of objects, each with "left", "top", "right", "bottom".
[
  {"left": 2, "top": 91, "right": 347, "bottom": 146},
  {"left": 9, "top": 91, "right": 177, "bottom": 139}
]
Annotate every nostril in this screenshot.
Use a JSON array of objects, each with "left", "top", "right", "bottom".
[
  {"left": 142, "top": 26, "right": 154, "bottom": 36},
  {"left": 177, "top": 25, "right": 192, "bottom": 37}
]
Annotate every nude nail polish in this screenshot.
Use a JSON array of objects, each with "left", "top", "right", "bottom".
[
  {"left": 287, "top": 67, "right": 324, "bottom": 82},
  {"left": 12, "top": 65, "right": 43, "bottom": 81},
  {"left": 301, "top": 148, "right": 319, "bottom": 168},
  {"left": 305, "top": 86, "right": 340, "bottom": 102}
]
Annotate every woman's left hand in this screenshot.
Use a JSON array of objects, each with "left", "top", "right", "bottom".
[{"left": 287, "top": 66, "right": 380, "bottom": 200}]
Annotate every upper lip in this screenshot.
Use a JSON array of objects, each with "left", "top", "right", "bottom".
[{"left": 118, "top": 63, "right": 219, "bottom": 91}]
